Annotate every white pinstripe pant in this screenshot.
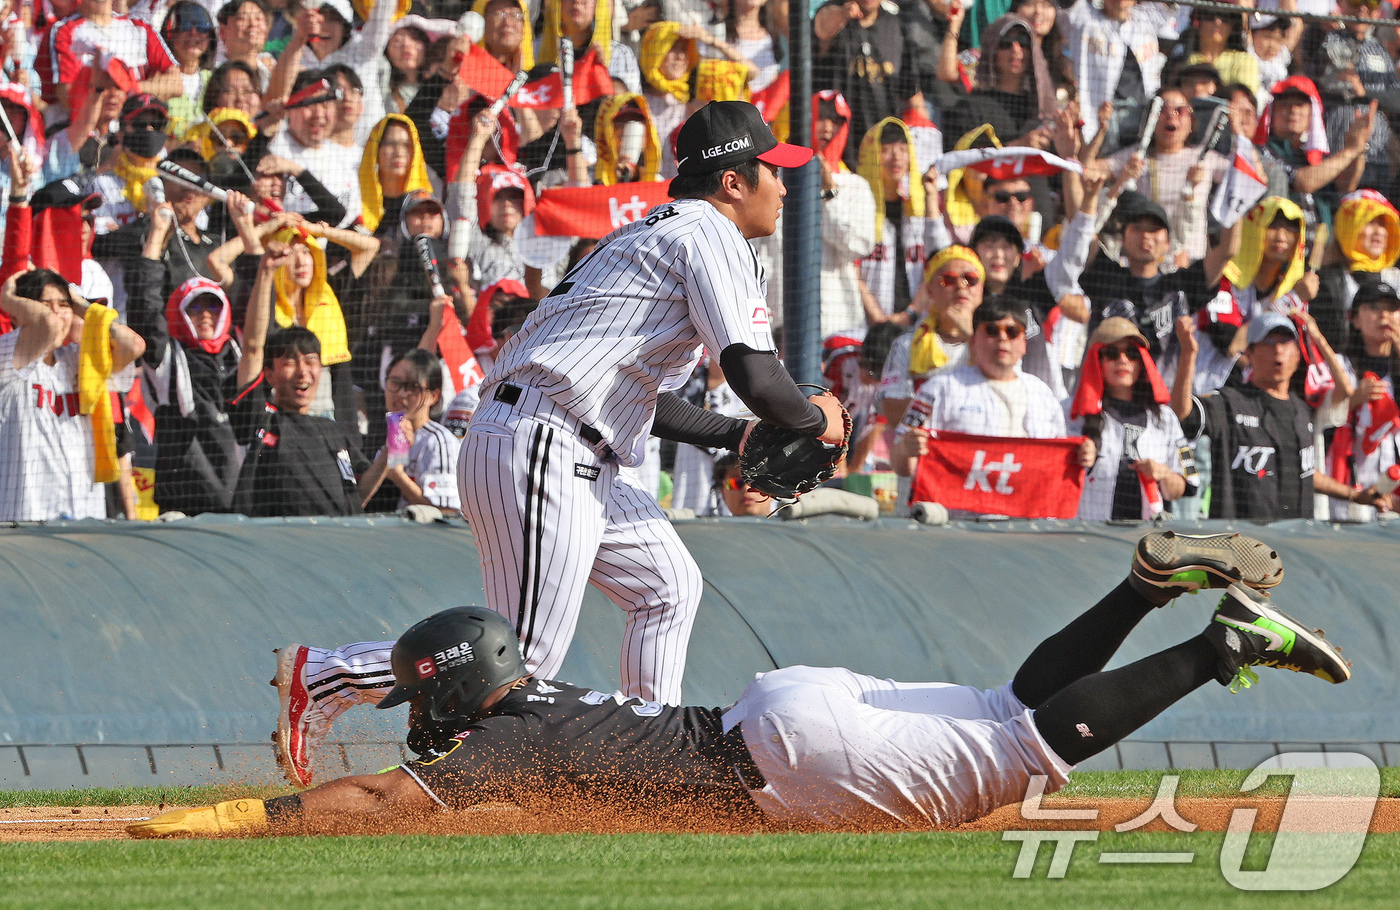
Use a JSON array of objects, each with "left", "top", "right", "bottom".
[{"left": 456, "top": 401, "right": 703, "bottom": 704}]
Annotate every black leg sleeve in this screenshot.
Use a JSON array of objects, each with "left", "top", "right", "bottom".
[
  {"left": 1011, "top": 579, "right": 1160, "bottom": 709},
  {"left": 1033, "top": 636, "right": 1220, "bottom": 766}
]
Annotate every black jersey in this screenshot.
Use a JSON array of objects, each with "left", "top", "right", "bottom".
[{"left": 402, "top": 678, "right": 759, "bottom": 820}]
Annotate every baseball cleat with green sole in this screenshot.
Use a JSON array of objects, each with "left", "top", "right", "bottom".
[
  {"left": 1132, "top": 531, "right": 1285, "bottom": 595},
  {"left": 1204, "top": 584, "right": 1351, "bottom": 692}
]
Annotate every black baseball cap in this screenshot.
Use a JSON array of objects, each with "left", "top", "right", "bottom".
[
  {"left": 120, "top": 92, "right": 168, "bottom": 124},
  {"left": 1117, "top": 191, "right": 1171, "bottom": 235},
  {"left": 1354, "top": 274, "right": 1400, "bottom": 309},
  {"left": 30, "top": 177, "right": 101, "bottom": 212},
  {"left": 970, "top": 215, "right": 1024, "bottom": 253},
  {"left": 674, "top": 101, "right": 812, "bottom": 177}
]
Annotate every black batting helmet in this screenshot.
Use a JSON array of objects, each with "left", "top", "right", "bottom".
[{"left": 376, "top": 607, "right": 528, "bottom": 723}]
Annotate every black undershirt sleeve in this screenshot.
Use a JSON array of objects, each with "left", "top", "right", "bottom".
[
  {"left": 719, "top": 344, "right": 828, "bottom": 437},
  {"left": 651, "top": 392, "right": 748, "bottom": 451}
]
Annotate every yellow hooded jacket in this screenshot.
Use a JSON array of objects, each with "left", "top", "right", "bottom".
[
  {"left": 945, "top": 124, "right": 1001, "bottom": 231},
  {"left": 1335, "top": 190, "right": 1400, "bottom": 273},
  {"left": 858, "top": 117, "right": 924, "bottom": 245},
  {"left": 594, "top": 94, "right": 662, "bottom": 186},
  {"left": 359, "top": 114, "right": 434, "bottom": 234},
  {"left": 640, "top": 22, "right": 698, "bottom": 102},
  {"left": 271, "top": 228, "right": 351, "bottom": 366},
  {"left": 183, "top": 108, "right": 257, "bottom": 160},
  {"left": 1225, "top": 196, "right": 1307, "bottom": 299},
  {"left": 539, "top": 0, "right": 612, "bottom": 65}
]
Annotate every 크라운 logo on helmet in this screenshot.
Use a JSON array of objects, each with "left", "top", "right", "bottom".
[{"left": 434, "top": 640, "right": 476, "bottom": 669}]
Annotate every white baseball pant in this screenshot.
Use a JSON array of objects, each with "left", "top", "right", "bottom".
[{"left": 721, "top": 666, "right": 1074, "bottom": 829}]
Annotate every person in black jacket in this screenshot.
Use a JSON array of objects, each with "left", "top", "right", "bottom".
[{"left": 126, "top": 197, "right": 245, "bottom": 515}]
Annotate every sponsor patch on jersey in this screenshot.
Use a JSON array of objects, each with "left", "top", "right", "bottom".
[
  {"left": 748, "top": 298, "right": 769, "bottom": 329},
  {"left": 574, "top": 463, "right": 601, "bottom": 480},
  {"left": 257, "top": 429, "right": 278, "bottom": 447},
  {"left": 415, "top": 657, "right": 438, "bottom": 679},
  {"left": 336, "top": 449, "right": 355, "bottom": 481}
]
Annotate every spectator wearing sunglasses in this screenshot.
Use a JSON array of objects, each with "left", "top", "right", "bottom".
[
  {"left": 892, "top": 296, "right": 1066, "bottom": 488},
  {"left": 162, "top": 1, "right": 217, "bottom": 138},
  {"left": 707, "top": 453, "right": 775, "bottom": 517},
  {"left": 942, "top": 17, "right": 1062, "bottom": 158},
  {"left": 1070, "top": 317, "right": 1190, "bottom": 520}
]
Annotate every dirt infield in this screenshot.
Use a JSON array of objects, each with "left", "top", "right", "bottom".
[{"left": 4, "top": 798, "right": 1398, "bottom": 842}]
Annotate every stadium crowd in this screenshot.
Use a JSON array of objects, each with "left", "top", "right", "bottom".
[{"left": 0, "top": 0, "right": 1397, "bottom": 524}]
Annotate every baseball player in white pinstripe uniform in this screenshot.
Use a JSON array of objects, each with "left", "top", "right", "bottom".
[{"left": 270, "top": 102, "right": 849, "bottom": 787}]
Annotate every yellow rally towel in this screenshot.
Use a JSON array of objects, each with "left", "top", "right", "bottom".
[
  {"left": 945, "top": 124, "right": 1000, "bottom": 231},
  {"left": 183, "top": 108, "right": 257, "bottom": 160},
  {"left": 908, "top": 246, "right": 984, "bottom": 376},
  {"left": 351, "top": 0, "right": 411, "bottom": 24},
  {"left": 271, "top": 228, "right": 352, "bottom": 365},
  {"left": 78, "top": 301, "right": 119, "bottom": 484},
  {"left": 640, "top": 21, "right": 698, "bottom": 102},
  {"left": 471, "top": 0, "right": 534, "bottom": 70},
  {"left": 858, "top": 117, "right": 924, "bottom": 244},
  {"left": 1225, "top": 195, "right": 1306, "bottom": 297},
  {"left": 359, "top": 114, "right": 434, "bottom": 233},
  {"left": 594, "top": 94, "right": 662, "bottom": 186},
  {"left": 1335, "top": 189, "right": 1400, "bottom": 273},
  {"left": 112, "top": 152, "right": 160, "bottom": 213},
  {"left": 539, "top": 0, "right": 611, "bottom": 65},
  {"left": 694, "top": 59, "right": 750, "bottom": 103}
]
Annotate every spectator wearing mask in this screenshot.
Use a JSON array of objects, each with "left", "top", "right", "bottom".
[
  {"left": 813, "top": 0, "right": 918, "bottom": 171},
  {"left": 1323, "top": 275, "right": 1400, "bottom": 522},
  {"left": 227, "top": 238, "right": 368, "bottom": 517},
  {"left": 1313, "top": 190, "right": 1400, "bottom": 348},
  {"left": 892, "top": 296, "right": 1067, "bottom": 482},
  {"left": 1104, "top": 87, "right": 1228, "bottom": 263},
  {"left": 127, "top": 196, "right": 250, "bottom": 514},
  {"left": 1172, "top": 311, "right": 1382, "bottom": 520},
  {"left": 161, "top": 0, "right": 217, "bottom": 137},
  {"left": 879, "top": 244, "right": 980, "bottom": 426},
  {"left": 1256, "top": 76, "right": 1373, "bottom": 229},
  {"left": 358, "top": 347, "right": 462, "bottom": 513},
  {"left": 857, "top": 118, "right": 940, "bottom": 320},
  {"left": 90, "top": 94, "right": 172, "bottom": 238},
  {"left": 266, "top": 69, "right": 364, "bottom": 226},
  {"left": 539, "top": 0, "right": 643, "bottom": 94},
  {"left": 0, "top": 268, "right": 144, "bottom": 521},
  {"left": 37, "top": 0, "right": 180, "bottom": 109},
  {"left": 1061, "top": 0, "right": 1162, "bottom": 147},
  {"left": 1070, "top": 317, "right": 1189, "bottom": 520}
]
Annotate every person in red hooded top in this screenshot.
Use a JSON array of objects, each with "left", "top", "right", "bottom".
[
  {"left": 124, "top": 195, "right": 250, "bottom": 515},
  {"left": 1069, "top": 316, "right": 1190, "bottom": 521}
]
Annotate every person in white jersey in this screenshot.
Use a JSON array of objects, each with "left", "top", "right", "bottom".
[{"left": 269, "top": 101, "right": 848, "bottom": 787}]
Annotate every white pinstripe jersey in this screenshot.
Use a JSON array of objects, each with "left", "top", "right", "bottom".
[
  {"left": 402, "top": 420, "right": 462, "bottom": 510},
  {"left": 0, "top": 334, "right": 106, "bottom": 521},
  {"left": 483, "top": 198, "right": 776, "bottom": 467}
]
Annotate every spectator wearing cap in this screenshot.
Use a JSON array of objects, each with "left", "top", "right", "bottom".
[
  {"left": 45, "top": 55, "right": 135, "bottom": 185},
  {"left": 265, "top": 69, "right": 363, "bottom": 227},
  {"left": 1256, "top": 76, "right": 1372, "bottom": 228},
  {"left": 1070, "top": 316, "right": 1190, "bottom": 520},
  {"left": 89, "top": 93, "right": 171, "bottom": 238},
  {"left": 856, "top": 118, "right": 943, "bottom": 321},
  {"left": 126, "top": 191, "right": 252, "bottom": 514},
  {"left": 1249, "top": 15, "right": 1299, "bottom": 100},
  {"left": 92, "top": 147, "right": 222, "bottom": 317},
  {"left": 1060, "top": 0, "right": 1163, "bottom": 147},
  {"left": 161, "top": 1, "right": 217, "bottom": 137},
  {"left": 892, "top": 296, "right": 1068, "bottom": 487},
  {"left": 226, "top": 232, "right": 369, "bottom": 517},
  {"left": 449, "top": 109, "right": 531, "bottom": 291},
  {"left": 1102, "top": 87, "right": 1228, "bottom": 263},
  {"left": 1178, "top": 8, "right": 1258, "bottom": 97},
  {"left": 813, "top": 0, "right": 919, "bottom": 172},
  {"left": 1310, "top": 0, "right": 1400, "bottom": 199},
  {"left": 1171, "top": 309, "right": 1382, "bottom": 520},
  {"left": 1054, "top": 167, "right": 1239, "bottom": 371},
  {"left": 1322, "top": 275, "right": 1400, "bottom": 521},
  {"left": 1312, "top": 190, "right": 1400, "bottom": 348},
  {"left": 36, "top": 0, "right": 181, "bottom": 109}
]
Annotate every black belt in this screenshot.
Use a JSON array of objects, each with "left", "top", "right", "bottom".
[
  {"left": 720, "top": 722, "right": 766, "bottom": 791},
  {"left": 494, "top": 383, "right": 604, "bottom": 446}
]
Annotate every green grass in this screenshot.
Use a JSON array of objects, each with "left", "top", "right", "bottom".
[{"left": 3, "top": 771, "right": 1398, "bottom": 910}]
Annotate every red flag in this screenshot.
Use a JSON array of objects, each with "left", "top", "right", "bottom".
[
  {"left": 934, "top": 147, "right": 1082, "bottom": 180},
  {"left": 437, "top": 305, "right": 485, "bottom": 394},
  {"left": 1357, "top": 386, "right": 1400, "bottom": 456},
  {"left": 455, "top": 44, "right": 516, "bottom": 99},
  {"left": 911, "top": 431, "right": 1085, "bottom": 519},
  {"left": 751, "top": 70, "right": 789, "bottom": 123},
  {"left": 513, "top": 49, "right": 613, "bottom": 109},
  {"left": 533, "top": 183, "right": 672, "bottom": 238}
]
